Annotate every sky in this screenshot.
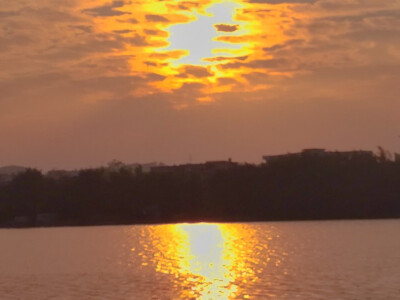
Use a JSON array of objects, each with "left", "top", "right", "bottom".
[{"left": 1, "top": 0, "right": 400, "bottom": 170}]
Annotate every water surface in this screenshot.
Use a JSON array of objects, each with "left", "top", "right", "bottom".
[{"left": 0, "top": 220, "right": 399, "bottom": 299}]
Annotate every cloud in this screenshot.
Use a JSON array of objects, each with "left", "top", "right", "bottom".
[
  {"left": 214, "top": 24, "right": 239, "bottom": 32},
  {"left": 316, "top": 0, "right": 385, "bottom": 11},
  {"left": 82, "top": 1, "right": 131, "bottom": 17},
  {"left": 0, "top": 34, "right": 31, "bottom": 52},
  {"left": 150, "top": 50, "right": 187, "bottom": 60},
  {"left": 113, "top": 29, "right": 133, "bottom": 34},
  {"left": 221, "top": 59, "right": 286, "bottom": 70},
  {"left": 146, "top": 73, "right": 166, "bottom": 82},
  {"left": 0, "top": 10, "right": 19, "bottom": 18},
  {"left": 172, "top": 1, "right": 200, "bottom": 11},
  {"left": 217, "top": 77, "right": 238, "bottom": 85},
  {"left": 70, "top": 25, "right": 93, "bottom": 33},
  {"left": 124, "top": 33, "right": 149, "bottom": 46},
  {"left": 204, "top": 55, "right": 248, "bottom": 62},
  {"left": 176, "top": 66, "right": 213, "bottom": 78},
  {"left": 145, "top": 14, "right": 169, "bottom": 23},
  {"left": 216, "top": 35, "right": 252, "bottom": 43},
  {"left": 314, "top": 8, "right": 400, "bottom": 23},
  {"left": 242, "top": 72, "right": 269, "bottom": 85},
  {"left": 124, "top": 18, "right": 138, "bottom": 24},
  {"left": 263, "top": 39, "right": 304, "bottom": 52},
  {"left": 144, "top": 29, "right": 168, "bottom": 37},
  {"left": 40, "top": 35, "right": 125, "bottom": 61},
  {"left": 2, "top": 0, "right": 400, "bottom": 169},
  {"left": 247, "top": 0, "right": 317, "bottom": 4}
]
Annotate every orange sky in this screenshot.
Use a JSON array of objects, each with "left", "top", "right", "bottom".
[{"left": 1, "top": 0, "right": 400, "bottom": 169}]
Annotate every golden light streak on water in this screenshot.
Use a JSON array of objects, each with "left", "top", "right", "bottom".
[
  {"left": 174, "top": 224, "right": 238, "bottom": 299},
  {"left": 143, "top": 223, "right": 261, "bottom": 299},
  {"left": 1, "top": 221, "right": 400, "bottom": 299}
]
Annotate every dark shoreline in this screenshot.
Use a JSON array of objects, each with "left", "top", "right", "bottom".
[
  {"left": 1, "top": 153, "right": 399, "bottom": 229},
  {"left": 1, "top": 216, "right": 399, "bottom": 230}
]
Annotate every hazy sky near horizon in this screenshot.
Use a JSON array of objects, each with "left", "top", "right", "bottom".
[{"left": 1, "top": 0, "right": 400, "bottom": 170}]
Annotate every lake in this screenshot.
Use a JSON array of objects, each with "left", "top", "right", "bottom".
[{"left": 0, "top": 220, "right": 399, "bottom": 299}]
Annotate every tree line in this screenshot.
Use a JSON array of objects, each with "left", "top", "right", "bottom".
[{"left": 0, "top": 154, "right": 399, "bottom": 227}]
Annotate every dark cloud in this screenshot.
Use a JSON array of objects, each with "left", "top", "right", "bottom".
[
  {"left": 177, "top": 66, "right": 212, "bottom": 78},
  {"left": 217, "top": 77, "right": 238, "bottom": 85},
  {"left": 247, "top": 0, "right": 317, "bottom": 4},
  {"left": 316, "top": 1, "right": 384, "bottom": 11},
  {"left": 0, "top": 34, "right": 32, "bottom": 52},
  {"left": 242, "top": 72, "right": 269, "bottom": 85},
  {"left": 70, "top": 25, "right": 93, "bottom": 33},
  {"left": 0, "top": 10, "right": 19, "bottom": 18},
  {"left": 146, "top": 73, "right": 166, "bottom": 82},
  {"left": 258, "top": 5, "right": 400, "bottom": 74},
  {"left": 241, "top": 8, "right": 273, "bottom": 14},
  {"left": 221, "top": 59, "right": 286, "bottom": 70},
  {"left": 124, "top": 33, "right": 149, "bottom": 46},
  {"left": 113, "top": 29, "right": 133, "bottom": 34},
  {"left": 41, "top": 36, "right": 124, "bottom": 60},
  {"left": 145, "top": 14, "right": 169, "bottom": 22},
  {"left": 340, "top": 28, "right": 400, "bottom": 43},
  {"left": 39, "top": 32, "right": 148, "bottom": 62},
  {"left": 17, "top": 7, "right": 83, "bottom": 23},
  {"left": 164, "top": 1, "right": 200, "bottom": 12},
  {"left": 176, "top": 1, "right": 200, "bottom": 11},
  {"left": 144, "top": 29, "right": 168, "bottom": 37},
  {"left": 315, "top": 8, "right": 400, "bottom": 23},
  {"left": 214, "top": 24, "right": 239, "bottom": 32},
  {"left": 124, "top": 18, "right": 138, "bottom": 24},
  {"left": 263, "top": 39, "right": 304, "bottom": 52},
  {"left": 82, "top": 1, "right": 131, "bottom": 17},
  {"left": 144, "top": 61, "right": 159, "bottom": 67},
  {"left": 149, "top": 50, "right": 187, "bottom": 60},
  {"left": 204, "top": 55, "right": 248, "bottom": 62}
]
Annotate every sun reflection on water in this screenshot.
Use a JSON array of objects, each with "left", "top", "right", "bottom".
[
  {"left": 175, "top": 224, "right": 238, "bottom": 299},
  {"left": 141, "top": 223, "right": 269, "bottom": 299}
]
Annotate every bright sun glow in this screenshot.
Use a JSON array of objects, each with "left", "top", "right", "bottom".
[
  {"left": 143, "top": 223, "right": 244, "bottom": 299},
  {"left": 139, "top": 223, "right": 286, "bottom": 299},
  {"left": 76, "top": 0, "right": 297, "bottom": 103},
  {"left": 175, "top": 224, "right": 237, "bottom": 299},
  {"left": 165, "top": 1, "right": 249, "bottom": 66}
]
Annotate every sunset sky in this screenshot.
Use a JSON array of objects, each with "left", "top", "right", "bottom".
[{"left": 1, "top": 0, "right": 400, "bottom": 170}]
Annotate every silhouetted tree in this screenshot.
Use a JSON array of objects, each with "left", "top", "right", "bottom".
[{"left": 0, "top": 154, "right": 399, "bottom": 227}]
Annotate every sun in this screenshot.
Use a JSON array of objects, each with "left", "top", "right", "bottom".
[
  {"left": 164, "top": 0, "right": 250, "bottom": 67},
  {"left": 127, "top": 0, "right": 263, "bottom": 101}
]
